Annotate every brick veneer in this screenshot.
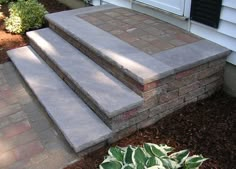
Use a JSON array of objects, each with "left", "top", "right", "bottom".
[
  {"left": 108, "top": 57, "right": 226, "bottom": 142},
  {"left": 49, "top": 22, "right": 227, "bottom": 134}
]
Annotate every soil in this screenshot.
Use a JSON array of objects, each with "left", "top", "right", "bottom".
[
  {"left": 0, "top": 0, "right": 69, "bottom": 64},
  {"left": 65, "top": 90, "right": 236, "bottom": 169}
]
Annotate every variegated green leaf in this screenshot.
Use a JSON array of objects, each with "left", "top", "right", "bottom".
[
  {"left": 136, "top": 163, "right": 145, "bottom": 169},
  {"left": 121, "top": 164, "right": 134, "bottom": 169},
  {"left": 99, "top": 161, "right": 122, "bottom": 169},
  {"left": 150, "top": 144, "right": 167, "bottom": 157},
  {"left": 147, "top": 165, "right": 166, "bottom": 169},
  {"left": 159, "top": 144, "right": 174, "bottom": 154},
  {"left": 102, "top": 156, "right": 117, "bottom": 163},
  {"left": 133, "top": 147, "right": 146, "bottom": 166},
  {"left": 184, "top": 155, "right": 208, "bottom": 169},
  {"left": 124, "top": 146, "right": 134, "bottom": 164},
  {"left": 146, "top": 157, "right": 164, "bottom": 168},
  {"left": 144, "top": 143, "right": 155, "bottom": 156},
  {"left": 170, "top": 149, "right": 189, "bottom": 165},
  {"left": 160, "top": 157, "right": 181, "bottom": 169},
  {"left": 109, "top": 147, "right": 124, "bottom": 162}
]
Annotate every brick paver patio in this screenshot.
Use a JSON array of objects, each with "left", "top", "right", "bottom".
[
  {"left": 80, "top": 8, "right": 200, "bottom": 55},
  {"left": 0, "top": 63, "right": 77, "bottom": 169}
]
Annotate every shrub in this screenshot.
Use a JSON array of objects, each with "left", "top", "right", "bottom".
[
  {"left": 0, "top": 0, "right": 11, "bottom": 4},
  {"left": 99, "top": 143, "right": 208, "bottom": 169},
  {"left": 4, "top": 0, "right": 47, "bottom": 34}
]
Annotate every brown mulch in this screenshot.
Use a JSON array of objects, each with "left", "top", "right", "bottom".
[
  {"left": 0, "top": 0, "right": 69, "bottom": 64},
  {"left": 65, "top": 90, "right": 236, "bottom": 169}
]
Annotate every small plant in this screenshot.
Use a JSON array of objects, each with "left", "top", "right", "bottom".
[
  {"left": 99, "top": 143, "right": 208, "bottom": 169},
  {"left": 4, "top": 0, "right": 47, "bottom": 34}
]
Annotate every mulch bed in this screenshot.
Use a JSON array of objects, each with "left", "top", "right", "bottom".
[
  {"left": 0, "top": 0, "right": 69, "bottom": 64},
  {"left": 65, "top": 90, "right": 236, "bottom": 169}
]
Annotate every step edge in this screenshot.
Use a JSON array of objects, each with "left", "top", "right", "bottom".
[
  {"left": 7, "top": 46, "right": 112, "bottom": 153},
  {"left": 27, "top": 29, "right": 143, "bottom": 118},
  {"left": 45, "top": 13, "right": 174, "bottom": 85}
]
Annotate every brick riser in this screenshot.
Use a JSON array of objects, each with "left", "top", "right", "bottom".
[
  {"left": 29, "top": 39, "right": 141, "bottom": 132},
  {"left": 48, "top": 22, "right": 227, "bottom": 135},
  {"left": 49, "top": 23, "right": 151, "bottom": 96},
  {"left": 109, "top": 57, "right": 227, "bottom": 143}
]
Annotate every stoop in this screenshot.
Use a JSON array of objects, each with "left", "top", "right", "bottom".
[{"left": 7, "top": 4, "right": 231, "bottom": 153}]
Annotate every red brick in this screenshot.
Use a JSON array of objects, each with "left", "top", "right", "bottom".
[
  {"left": 209, "top": 58, "right": 226, "bottom": 67},
  {"left": 167, "top": 74, "right": 198, "bottom": 91},
  {"left": 199, "top": 72, "right": 222, "bottom": 86},
  {"left": 142, "top": 81, "right": 159, "bottom": 92},
  {"left": 179, "top": 82, "right": 200, "bottom": 96},
  {"left": 14, "top": 140, "right": 44, "bottom": 161},
  {"left": 197, "top": 66, "right": 223, "bottom": 80},
  {"left": 113, "top": 108, "right": 138, "bottom": 123},
  {"left": 142, "top": 84, "right": 167, "bottom": 99},
  {"left": 175, "top": 69, "right": 196, "bottom": 79},
  {"left": 1, "top": 120, "right": 31, "bottom": 139},
  {"left": 159, "top": 90, "right": 179, "bottom": 103}
]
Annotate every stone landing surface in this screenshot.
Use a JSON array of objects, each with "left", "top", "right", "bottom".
[{"left": 46, "top": 5, "right": 230, "bottom": 88}]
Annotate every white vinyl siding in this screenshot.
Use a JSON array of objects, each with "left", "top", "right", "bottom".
[{"left": 190, "top": 0, "right": 236, "bottom": 52}]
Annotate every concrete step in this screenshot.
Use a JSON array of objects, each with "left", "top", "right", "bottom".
[
  {"left": 45, "top": 5, "right": 173, "bottom": 94},
  {"left": 27, "top": 28, "right": 143, "bottom": 130},
  {"left": 7, "top": 46, "right": 112, "bottom": 153}
]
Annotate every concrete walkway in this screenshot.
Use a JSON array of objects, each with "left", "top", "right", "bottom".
[{"left": 0, "top": 62, "right": 77, "bottom": 169}]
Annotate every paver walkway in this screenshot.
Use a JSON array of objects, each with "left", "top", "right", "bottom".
[{"left": 0, "top": 62, "right": 77, "bottom": 169}]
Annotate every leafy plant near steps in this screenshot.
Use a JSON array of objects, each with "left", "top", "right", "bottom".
[
  {"left": 99, "top": 143, "right": 208, "bottom": 169},
  {"left": 4, "top": 0, "right": 47, "bottom": 34}
]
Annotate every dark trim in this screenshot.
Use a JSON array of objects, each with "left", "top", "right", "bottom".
[{"left": 190, "top": 0, "right": 222, "bottom": 28}]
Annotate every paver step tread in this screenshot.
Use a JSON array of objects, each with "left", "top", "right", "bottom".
[
  {"left": 45, "top": 7, "right": 173, "bottom": 84},
  {"left": 8, "top": 46, "right": 112, "bottom": 152}
]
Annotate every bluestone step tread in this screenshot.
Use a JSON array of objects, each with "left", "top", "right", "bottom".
[
  {"left": 153, "top": 40, "right": 231, "bottom": 72},
  {"left": 45, "top": 8, "right": 173, "bottom": 84},
  {"left": 27, "top": 28, "right": 143, "bottom": 118},
  {"left": 8, "top": 46, "right": 112, "bottom": 152}
]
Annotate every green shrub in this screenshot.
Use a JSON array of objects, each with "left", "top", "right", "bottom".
[
  {"left": 4, "top": 0, "right": 47, "bottom": 34},
  {"left": 0, "top": 0, "right": 11, "bottom": 4},
  {"left": 99, "top": 143, "right": 208, "bottom": 169}
]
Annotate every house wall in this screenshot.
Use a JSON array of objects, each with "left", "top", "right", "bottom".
[{"left": 190, "top": 0, "right": 236, "bottom": 65}]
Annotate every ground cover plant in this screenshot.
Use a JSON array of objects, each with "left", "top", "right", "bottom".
[{"left": 100, "top": 143, "right": 208, "bottom": 169}]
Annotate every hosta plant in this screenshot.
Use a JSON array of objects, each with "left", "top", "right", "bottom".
[
  {"left": 4, "top": 0, "right": 47, "bottom": 34},
  {"left": 99, "top": 143, "right": 208, "bottom": 169}
]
